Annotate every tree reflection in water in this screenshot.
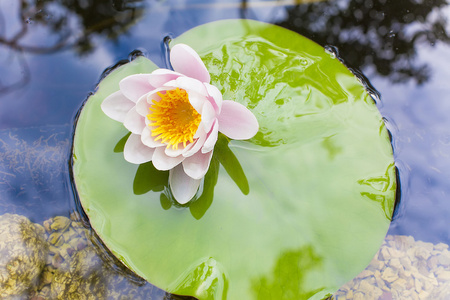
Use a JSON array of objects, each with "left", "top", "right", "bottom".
[
  {"left": 2, "top": 0, "right": 449, "bottom": 94},
  {"left": 0, "top": 0, "right": 144, "bottom": 54},
  {"left": 276, "top": 0, "right": 450, "bottom": 84},
  {"left": 0, "top": 0, "right": 144, "bottom": 94}
]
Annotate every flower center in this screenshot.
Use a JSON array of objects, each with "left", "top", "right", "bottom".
[{"left": 148, "top": 88, "right": 201, "bottom": 150}]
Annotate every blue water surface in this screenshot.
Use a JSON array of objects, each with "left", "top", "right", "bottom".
[{"left": 1, "top": 0, "right": 450, "bottom": 286}]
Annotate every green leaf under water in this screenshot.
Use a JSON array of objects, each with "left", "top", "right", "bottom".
[{"left": 72, "top": 19, "right": 396, "bottom": 300}]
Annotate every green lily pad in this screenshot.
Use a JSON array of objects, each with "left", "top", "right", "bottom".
[{"left": 72, "top": 19, "right": 396, "bottom": 300}]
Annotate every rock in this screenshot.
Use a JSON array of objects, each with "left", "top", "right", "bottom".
[
  {"left": 414, "top": 277, "right": 423, "bottom": 293},
  {"left": 360, "top": 280, "right": 383, "bottom": 299},
  {"left": 379, "top": 247, "right": 391, "bottom": 261},
  {"left": 49, "top": 246, "right": 106, "bottom": 299},
  {"left": 353, "top": 292, "right": 365, "bottom": 300},
  {"left": 400, "top": 256, "right": 412, "bottom": 271},
  {"left": 387, "top": 247, "right": 403, "bottom": 258},
  {"left": 0, "top": 214, "right": 48, "bottom": 299},
  {"left": 380, "top": 291, "right": 392, "bottom": 300},
  {"left": 368, "top": 259, "right": 385, "bottom": 271},
  {"left": 415, "top": 247, "right": 431, "bottom": 261},
  {"left": 390, "top": 278, "right": 406, "bottom": 290},
  {"left": 425, "top": 273, "right": 438, "bottom": 287},
  {"left": 394, "top": 235, "right": 415, "bottom": 252},
  {"left": 437, "top": 253, "right": 450, "bottom": 267},
  {"left": 374, "top": 270, "right": 386, "bottom": 289},
  {"left": 50, "top": 216, "right": 71, "bottom": 232},
  {"left": 418, "top": 290, "right": 430, "bottom": 299},
  {"left": 345, "top": 288, "right": 353, "bottom": 299},
  {"left": 436, "top": 270, "right": 450, "bottom": 282},
  {"left": 334, "top": 235, "right": 450, "bottom": 299},
  {"left": 32, "top": 213, "right": 156, "bottom": 300},
  {"left": 389, "top": 258, "right": 402, "bottom": 270},
  {"left": 434, "top": 243, "right": 449, "bottom": 251},
  {"left": 427, "top": 255, "right": 439, "bottom": 269},
  {"left": 357, "top": 269, "right": 373, "bottom": 279},
  {"left": 381, "top": 267, "right": 398, "bottom": 283},
  {"left": 428, "top": 281, "right": 450, "bottom": 299}
]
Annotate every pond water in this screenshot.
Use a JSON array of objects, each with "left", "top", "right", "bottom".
[{"left": 1, "top": 0, "right": 450, "bottom": 299}]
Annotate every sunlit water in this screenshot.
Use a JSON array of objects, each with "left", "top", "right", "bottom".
[{"left": 1, "top": 0, "right": 450, "bottom": 299}]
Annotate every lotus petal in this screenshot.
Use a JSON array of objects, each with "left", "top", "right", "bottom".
[
  {"left": 170, "top": 43, "right": 210, "bottom": 83},
  {"left": 120, "top": 74, "right": 154, "bottom": 103},
  {"left": 123, "top": 133, "right": 155, "bottom": 164},
  {"left": 101, "top": 91, "right": 135, "bottom": 122},
  {"left": 218, "top": 100, "right": 259, "bottom": 140}
]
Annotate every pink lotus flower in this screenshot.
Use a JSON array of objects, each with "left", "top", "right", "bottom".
[{"left": 101, "top": 44, "right": 259, "bottom": 204}]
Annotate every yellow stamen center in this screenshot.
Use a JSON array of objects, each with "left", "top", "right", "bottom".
[{"left": 147, "top": 88, "right": 201, "bottom": 150}]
